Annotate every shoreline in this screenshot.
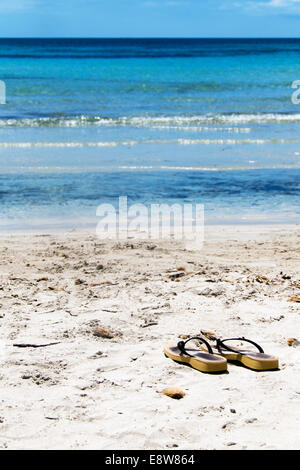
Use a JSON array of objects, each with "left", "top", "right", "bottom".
[{"left": 0, "top": 222, "right": 298, "bottom": 235}]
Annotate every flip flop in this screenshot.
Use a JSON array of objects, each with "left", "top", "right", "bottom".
[
  {"left": 201, "top": 336, "right": 279, "bottom": 371},
  {"left": 164, "top": 336, "right": 227, "bottom": 373}
]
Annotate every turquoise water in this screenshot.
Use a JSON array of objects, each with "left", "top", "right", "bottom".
[{"left": 0, "top": 39, "right": 299, "bottom": 228}]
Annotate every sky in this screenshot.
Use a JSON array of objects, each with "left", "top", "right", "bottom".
[{"left": 0, "top": 0, "right": 299, "bottom": 37}]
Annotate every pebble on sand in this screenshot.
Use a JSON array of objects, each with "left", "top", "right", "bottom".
[
  {"left": 287, "top": 338, "right": 298, "bottom": 346},
  {"left": 92, "top": 327, "right": 115, "bottom": 339},
  {"left": 161, "top": 387, "right": 185, "bottom": 400},
  {"left": 201, "top": 330, "right": 217, "bottom": 340}
]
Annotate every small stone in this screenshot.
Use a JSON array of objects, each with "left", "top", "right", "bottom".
[
  {"left": 161, "top": 387, "right": 185, "bottom": 400},
  {"left": 230, "top": 408, "right": 236, "bottom": 414},
  {"left": 96, "top": 264, "right": 104, "bottom": 270},
  {"left": 287, "top": 338, "right": 297, "bottom": 347},
  {"left": 92, "top": 327, "right": 115, "bottom": 339}
]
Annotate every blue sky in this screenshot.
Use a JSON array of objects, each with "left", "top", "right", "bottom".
[{"left": 0, "top": 0, "right": 299, "bottom": 37}]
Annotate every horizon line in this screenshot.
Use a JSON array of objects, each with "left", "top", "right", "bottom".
[{"left": 0, "top": 36, "right": 300, "bottom": 40}]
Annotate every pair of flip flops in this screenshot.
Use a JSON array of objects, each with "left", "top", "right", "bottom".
[{"left": 164, "top": 336, "right": 279, "bottom": 372}]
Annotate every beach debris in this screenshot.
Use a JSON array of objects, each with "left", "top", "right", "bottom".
[
  {"left": 281, "top": 274, "right": 291, "bottom": 280},
  {"left": 245, "top": 418, "right": 258, "bottom": 424},
  {"left": 287, "top": 338, "right": 299, "bottom": 347},
  {"left": 288, "top": 295, "right": 300, "bottom": 303},
  {"left": 13, "top": 342, "right": 60, "bottom": 348},
  {"left": 167, "top": 271, "right": 186, "bottom": 281},
  {"left": 222, "top": 421, "right": 233, "bottom": 429},
  {"left": 179, "top": 334, "right": 190, "bottom": 340},
  {"left": 196, "top": 287, "right": 224, "bottom": 296},
  {"left": 201, "top": 330, "right": 217, "bottom": 340},
  {"left": 89, "top": 350, "right": 107, "bottom": 359},
  {"left": 176, "top": 266, "right": 187, "bottom": 272},
  {"left": 92, "top": 327, "right": 115, "bottom": 339},
  {"left": 141, "top": 320, "right": 158, "bottom": 328},
  {"left": 161, "top": 387, "right": 185, "bottom": 400},
  {"left": 146, "top": 244, "right": 156, "bottom": 250},
  {"left": 256, "top": 276, "right": 270, "bottom": 284},
  {"left": 37, "top": 276, "right": 48, "bottom": 282},
  {"left": 74, "top": 279, "right": 85, "bottom": 285},
  {"left": 66, "top": 310, "right": 78, "bottom": 317}
]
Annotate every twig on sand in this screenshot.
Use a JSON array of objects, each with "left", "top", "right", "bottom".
[
  {"left": 13, "top": 342, "right": 60, "bottom": 348},
  {"left": 66, "top": 311, "right": 78, "bottom": 317},
  {"left": 141, "top": 321, "right": 158, "bottom": 328}
]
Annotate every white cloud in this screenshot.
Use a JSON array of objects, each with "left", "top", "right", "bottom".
[
  {"left": 268, "top": 0, "right": 300, "bottom": 6},
  {"left": 220, "top": 0, "right": 300, "bottom": 13}
]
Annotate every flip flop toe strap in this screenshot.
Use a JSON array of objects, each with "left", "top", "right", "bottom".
[
  {"left": 177, "top": 336, "right": 214, "bottom": 356},
  {"left": 216, "top": 337, "right": 264, "bottom": 355}
]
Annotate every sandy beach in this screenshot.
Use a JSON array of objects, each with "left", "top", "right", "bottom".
[{"left": 0, "top": 224, "right": 299, "bottom": 450}]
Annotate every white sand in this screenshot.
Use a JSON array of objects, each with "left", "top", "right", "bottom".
[{"left": 0, "top": 224, "right": 299, "bottom": 450}]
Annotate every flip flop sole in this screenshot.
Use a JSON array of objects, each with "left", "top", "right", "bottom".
[
  {"left": 164, "top": 344, "right": 227, "bottom": 373},
  {"left": 202, "top": 346, "right": 279, "bottom": 371}
]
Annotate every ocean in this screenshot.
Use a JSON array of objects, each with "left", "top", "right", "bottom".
[{"left": 0, "top": 38, "right": 299, "bottom": 229}]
